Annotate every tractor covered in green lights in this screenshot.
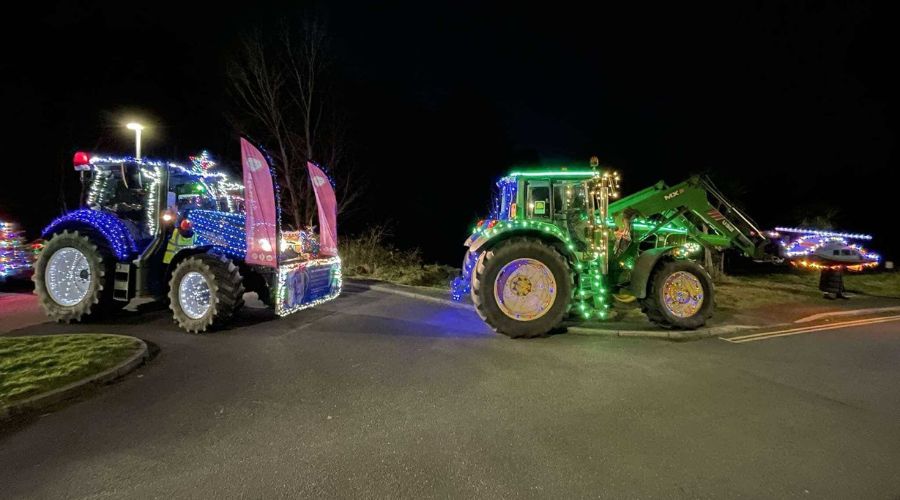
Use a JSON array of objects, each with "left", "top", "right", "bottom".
[{"left": 451, "top": 161, "right": 773, "bottom": 338}]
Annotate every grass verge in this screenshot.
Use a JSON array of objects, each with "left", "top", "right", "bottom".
[
  {"left": 844, "top": 272, "right": 900, "bottom": 298},
  {"left": 716, "top": 273, "right": 822, "bottom": 310},
  {"left": 0, "top": 334, "right": 142, "bottom": 406},
  {"left": 717, "top": 271, "right": 900, "bottom": 310}
]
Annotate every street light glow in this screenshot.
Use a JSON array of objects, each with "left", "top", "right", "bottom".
[{"left": 126, "top": 122, "right": 144, "bottom": 159}]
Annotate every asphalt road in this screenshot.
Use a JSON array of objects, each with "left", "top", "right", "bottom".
[{"left": 2, "top": 287, "right": 899, "bottom": 499}]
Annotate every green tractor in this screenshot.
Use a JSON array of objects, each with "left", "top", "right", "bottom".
[{"left": 451, "top": 158, "right": 772, "bottom": 338}]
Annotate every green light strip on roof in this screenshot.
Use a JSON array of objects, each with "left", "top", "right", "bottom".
[{"left": 506, "top": 170, "right": 598, "bottom": 177}]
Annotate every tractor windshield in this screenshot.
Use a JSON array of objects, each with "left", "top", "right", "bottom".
[
  {"left": 168, "top": 170, "right": 244, "bottom": 215},
  {"left": 172, "top": 180, "right": 220, "bottom": 212}
]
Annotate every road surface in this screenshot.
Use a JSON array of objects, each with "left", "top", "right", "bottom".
[{"left": 2, "top": 287, "right": 899, "bottom": 498}]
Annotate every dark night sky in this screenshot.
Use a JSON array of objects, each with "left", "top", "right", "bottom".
[{"left": 3, "top": 1, "right": 898, "bottom": 264}]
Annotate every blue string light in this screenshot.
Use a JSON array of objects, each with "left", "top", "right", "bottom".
[
  {"left": 492, "top": 176, "right": 518, "bottom": 220},
  {"left": 42, "top": 209, "right": 139, "bottom": 260},
  {"left": 188, "top": 209, "right": 248, "bottom": 260},
  {"left": 451, "top": 251, "right": 478, "bottom": 301}
]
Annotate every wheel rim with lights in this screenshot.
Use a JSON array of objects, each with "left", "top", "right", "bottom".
[
  {"left": 178, "top": 271, "right": 212, "bottom": 319},
  {"left": 45, "top": 247, "right": 92, "bottom": 307},
  {"left": 493, "top": 258, "right": 557, "bottom": 321},
  {"left": 661, "top": 271, "right": 705, "bottom": 318}
]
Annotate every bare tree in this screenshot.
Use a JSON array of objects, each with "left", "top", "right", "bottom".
[{"left": 228, "top": 18, "right": 360, "bottom": 230}]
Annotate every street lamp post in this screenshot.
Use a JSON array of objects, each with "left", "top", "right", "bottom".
[{"left": 126, "top": 122, "right": 144, "bottom": 160}]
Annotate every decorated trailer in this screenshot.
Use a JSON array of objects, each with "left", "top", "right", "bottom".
[
  {"left": 33, "top": 139, "right": 341, "bottom": 332},
  {"left": 452, "top": 158, "right": 777, "bottom": 338}
]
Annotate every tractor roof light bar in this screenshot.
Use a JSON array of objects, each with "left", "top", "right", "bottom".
[{"left": 505, "top": 170, "right": 599, "bottom": 178}]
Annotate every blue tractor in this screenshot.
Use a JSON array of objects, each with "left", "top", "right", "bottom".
[{"left": 33, "top": 148, "right": 342, "bottom": 332}]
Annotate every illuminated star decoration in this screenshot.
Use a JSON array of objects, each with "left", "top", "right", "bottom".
[{"left": 189, "top": 150, "right": 216, "bottom": 175}]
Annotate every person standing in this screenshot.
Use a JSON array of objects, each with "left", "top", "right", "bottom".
[{"left": 819, "top": 267, "right": 847, "bottom": 299}]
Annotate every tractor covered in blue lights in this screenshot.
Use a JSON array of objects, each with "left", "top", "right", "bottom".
[{"left": 33, "top": 144, "right": 341, "bottom": 332}]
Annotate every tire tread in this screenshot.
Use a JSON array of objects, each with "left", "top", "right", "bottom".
[
  {"left": 474, "top": 237, "right": 573, "bottom": 338},
  {"left": 168, "top": 253, "right": 245, "bottom": 333}
]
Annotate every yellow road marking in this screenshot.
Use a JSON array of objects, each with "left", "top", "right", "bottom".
[
  {"left": 727, "top": 314, "right": 900, "bottom": 341},
  {"left": 721, "top": 315, "right": 900, "bottom": 344}
]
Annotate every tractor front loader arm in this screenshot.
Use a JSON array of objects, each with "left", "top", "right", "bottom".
[{"left": 609, "top": 175, "right": 770, "bottom": 260}]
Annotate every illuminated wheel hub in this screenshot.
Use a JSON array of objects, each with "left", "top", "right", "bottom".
[
  {"left": 661, "top": 271, "right": 704, "bottom": 318},
  {"left": 494, "top": 258, "right": 557, "bottom": 321},
  {"left": 45, "top": 247, "right": 92, "bottom": 307},
  {"left": 179, "top": 271, "right": 212, "bottom": 319},
  {"left": 510, "top": 275, "right": 533, "bottom": 296}
]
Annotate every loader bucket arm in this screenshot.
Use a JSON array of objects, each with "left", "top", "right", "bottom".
[{"left": 609, "top": 175, "right": 769, "bottom": 260}]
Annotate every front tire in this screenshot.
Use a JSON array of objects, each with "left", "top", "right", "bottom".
[
  {"left": 33, "top": 230, "right": 119, "bottom": 323},
  {"left": 640, "top": 259, "right": 714, "bottom": 329},
  {"left": 168, "top": 253, "right": 244, "bottom": 333},
  {"left": 472, "top": 237, "right": 572, "bottom": 338}
]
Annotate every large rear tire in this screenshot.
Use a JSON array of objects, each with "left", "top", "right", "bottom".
[
  {"left": 168, "top": 253, "right": 244, "bottom": 333},
  {"left": 32, "top": 230, "right": 120, "bottom": 323},
  {"left": 472, "top": 237, "right": 572, "bottom": 338},
  {"left": 640, "top": 259, "right": 714, "bottom": 329}
]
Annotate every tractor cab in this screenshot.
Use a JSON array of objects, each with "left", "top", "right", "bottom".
[
  {"left": 491, "top": 167, "right": 597, "bottom": 223},
  {"left": 466, "top": 167, "right": 601, "bottom": 257},
  {"left": 76, "top": 156, "right": 166, "bottom": 246},
  {"left": 76, "top": 154, "right": 244, "bottom": 253}
]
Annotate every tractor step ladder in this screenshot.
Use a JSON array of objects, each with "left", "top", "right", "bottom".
[{"left": 113, "top": 263, "right": 132, "bottom": 302}]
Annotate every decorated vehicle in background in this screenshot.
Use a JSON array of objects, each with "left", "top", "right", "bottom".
[
  {"left": 773, "top": 227, "right": 880, "bottom": 271},
  {"left": 33, "top": 139, "right": 342, "bottom": 332},
  {"left": 452, "top": 158, "right": 778, "bottom": 338},
  {"left": 1, "top": 220, "right": 32, "bottom": 281}
]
